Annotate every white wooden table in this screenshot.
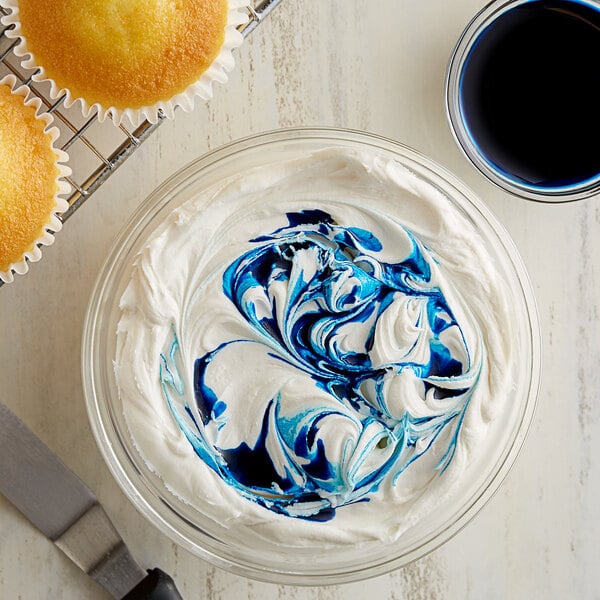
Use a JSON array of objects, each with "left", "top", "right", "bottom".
[{"left": 2, "top": 1, "right": 598, "bottom": 598}]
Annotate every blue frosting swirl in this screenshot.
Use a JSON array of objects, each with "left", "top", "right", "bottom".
[{"left": 161, "top": 209, "right": 481, "bottom": 521}]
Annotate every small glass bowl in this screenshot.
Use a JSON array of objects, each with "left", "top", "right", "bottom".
[
  {"left": 445, "top": 0, "right": 600, "bottom": 203},
  {"left": 82, "top": 127, "right": 541, "bottom": 584}
]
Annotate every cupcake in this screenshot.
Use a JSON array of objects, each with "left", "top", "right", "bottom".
[
  {"left": 0, "top": 74, "right": 70, "bottom": 284},
  {"left": 1, "top": 0, "right": 249, "bottom": 126}
]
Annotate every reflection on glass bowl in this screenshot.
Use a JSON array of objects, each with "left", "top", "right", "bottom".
[{"left": 82, "top": 127, "right": 541, "bottom": 584}]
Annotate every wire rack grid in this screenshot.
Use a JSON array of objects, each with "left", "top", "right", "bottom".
[{"left": 0, "top": 0, "right": 283, "bottom": 223}]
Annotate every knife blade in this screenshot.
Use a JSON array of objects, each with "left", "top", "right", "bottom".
[{"left": 0, "top": 401, "right": 183, "bottom": 599}]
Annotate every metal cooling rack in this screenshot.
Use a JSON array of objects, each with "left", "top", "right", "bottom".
[{"left": 0, "top": 0, "right": 283, "bottom": 224}]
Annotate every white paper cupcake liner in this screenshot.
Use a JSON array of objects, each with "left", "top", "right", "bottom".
[
  {"left": 1, "top": 0, "right": 250, "bottom": 126},
  {"left": 0, "top": 74, "right": 71, "bottom": 284}
]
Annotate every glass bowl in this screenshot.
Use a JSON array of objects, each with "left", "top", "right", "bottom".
[
  {"left": 82, "top": 127, "right": 541, "bottom": 585},
  {"left": 445, "top": 0, "right": 600, "bottom": 203}
]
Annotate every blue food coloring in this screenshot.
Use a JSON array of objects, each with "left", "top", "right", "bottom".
[
  {"left": 161, "top": 210, "right": 481, "bottom": 521},
  {"left": 459, "top": 0, "right": 600, "bottom": 189}
]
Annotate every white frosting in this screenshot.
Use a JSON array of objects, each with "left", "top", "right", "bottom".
[{"left": 115, "top": 148, "right": 513, "bottom": 549}]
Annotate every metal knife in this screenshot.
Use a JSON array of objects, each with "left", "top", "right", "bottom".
[{"left": 0, "top": 401, "right": 183, "bottom": 599}]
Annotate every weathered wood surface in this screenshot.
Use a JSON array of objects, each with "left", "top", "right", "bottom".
[{"left": 1, "top": 1, "right": 598, "bottom": 597}]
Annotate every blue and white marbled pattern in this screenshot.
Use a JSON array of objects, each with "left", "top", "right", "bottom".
[{"left": 160, "top": 209, "right": 481, "bottom": 520}]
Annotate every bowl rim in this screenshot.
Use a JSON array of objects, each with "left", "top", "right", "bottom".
[
  {"left": 82, "top": 125, "right": 542, "bottom": 584},
  {"left": 445, "top": 0, "right": 600, "bottom": 203}
]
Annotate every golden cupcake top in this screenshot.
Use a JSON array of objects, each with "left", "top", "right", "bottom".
[
  {"left": 0, "top": 82, "right": 62, "bottom": 276},
  {"left": 16, "top": 0, "right": 229, "bottom": 111}
]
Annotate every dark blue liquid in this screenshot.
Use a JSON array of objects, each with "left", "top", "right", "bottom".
[{"left": 459, "top": 0, "right": 600, "bottom": 188}]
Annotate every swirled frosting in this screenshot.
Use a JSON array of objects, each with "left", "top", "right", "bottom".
[{"left": 116, "top": 148, "right": 513, "bottom": 547}]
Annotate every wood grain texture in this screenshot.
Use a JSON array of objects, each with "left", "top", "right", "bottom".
[{"left": 1, "top": 0, "right": 598, "bottom": 598}]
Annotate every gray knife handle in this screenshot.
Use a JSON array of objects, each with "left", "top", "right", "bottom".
[{"left": 121, "top": 568, "right": 183, "bottom": 600}]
